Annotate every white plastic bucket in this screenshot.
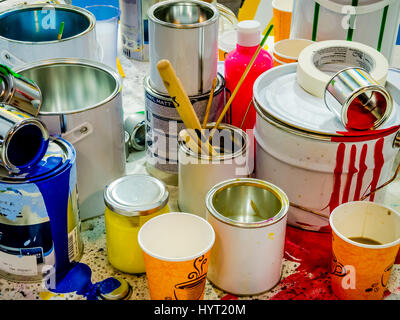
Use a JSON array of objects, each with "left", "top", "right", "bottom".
[{"left": 290, "top": 0, "right": 400, "bottom": 62}]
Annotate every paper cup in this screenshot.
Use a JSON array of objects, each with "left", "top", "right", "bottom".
[
  {"left": 272, "top": 38, "right": 314, "bottom": 67},
  {"left": 330, "top": 201, "right": 400, "bottom": 300},
  {"left": 138, "top": 212, "right": 215, "bottom": 300},
  {"left": 272, "top": 0, "right": 293, "bottom": 43}
]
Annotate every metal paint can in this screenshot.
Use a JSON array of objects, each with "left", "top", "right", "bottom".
[
  {"left": 0, "top": 104, "right": 49, "bottom": 173},
  {"left": 178, "top": 123, "right": 251, "bottom": 218},
  {"left": 148, "top": 0, "right": 219, "bottom": 96},
  {"left": 0, "top": 65, "right": 42, "bottom": 116},
  {"left": 253, "top": 64, "right": 400, "bottom": 232},
  {"left": 0, "top": 4, "right": 100, "bottom": 68},
  {"left": 144, "top": 73, "right": 225, "bottom": 185},
  {"left": 324, "top": 67, "right": 393, "bottom": 131},
  {"left": 0, "top": 138, "right": 83, "bottom": 283},
  {"left": 104, "top": 174, "right": 169, "bottom": 274},
  {"left": 16, "top": 59, "right": 125, "bottom": 221},
  {"left": 119, "top": 0, "right": 158, "bottom": 61},
  {"left": 205, "top": 178, "right": 289, "bottom": 295},
  {"left": 124, "top": 112, "right": 146, "bottom": 151}
]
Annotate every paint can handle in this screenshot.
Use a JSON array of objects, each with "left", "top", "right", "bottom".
[
  {"left": 394, "top": 131, "right": 400, "bottom": 149},
  {"left": 62, "top": 122, "right": 93, "bottom": 145},
  {"left": 0, "top": 49, "right": 25, "bottom": 68}
]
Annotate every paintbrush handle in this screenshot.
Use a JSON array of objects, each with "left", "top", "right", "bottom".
[{"left": 202, "top": 77, "right": 217, "bottom": 129}]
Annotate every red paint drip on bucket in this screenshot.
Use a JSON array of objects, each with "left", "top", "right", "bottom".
[{"left": 353, "top": 144, "right": 368, "bottom": 201}]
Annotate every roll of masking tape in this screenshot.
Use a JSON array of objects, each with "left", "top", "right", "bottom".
[{"left": 297, "top": 40, "right": 389, "bottom": 98}]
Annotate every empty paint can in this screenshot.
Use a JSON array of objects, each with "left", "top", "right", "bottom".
[
  {"left": 0, "top": 4, "right": 100, "bottom": 68},
  {"left": 253, "top": 64, "right": 400, "bottom": 232},
  {"left": 124, "top": 112, "right": 146, "bottom": 151},
  {"left": 104, "top": 174, "right": 169, "bottom": 274},
  {"left": 178, "top": 123, "right": 251, "bottom": 218},
  {"left": 0, "top": 138, "right": 83, "bottom": 283},
  {"left": 144, "top": 73, "right": 225, "bottom": 184},
  {"left": 148, "top": 0, "right": 219, "bottom": 95},
  {"left": 0, "top": 104, "right": 49, "bottom": 173},
  {"left": 205, "top": 178, "right": 289, "bottom": 295},
  {"left": 16, "top": 58, "right": 125, "bottom": 221}
]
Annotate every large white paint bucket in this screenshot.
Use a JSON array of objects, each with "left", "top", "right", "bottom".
[
  {"left": 253, "top": 64, "right": 400, "bottom": 232},
  {"left": 290, "top": 0, "right": 400, "bottom": 62}
]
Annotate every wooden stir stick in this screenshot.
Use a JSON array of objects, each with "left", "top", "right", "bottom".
[
  {"left": 202, "top": 77, "right": 218, "bottom": 129},
  {"left": 156, "top": 59, "right": 218, "bottom": 156}
]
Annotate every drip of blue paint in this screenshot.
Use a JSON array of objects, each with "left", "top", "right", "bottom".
[{"left": 47, "top": 262, "right": 121, "bottom": 300}]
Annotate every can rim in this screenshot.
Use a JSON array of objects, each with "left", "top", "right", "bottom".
[
  {"left": 147, "top": 0, "right": 219, "bottom": 29},
  {"left": 104, "top": 174, "right": 169, "bottom": 217},
  {"left": 0, "top": 4, "right": 96, "bottom": 45},
  {"left": 15, "top": 58, "right": 122, "bottom": 115},
  {"left": 206, "top": 178, "right": 289, "bottom": 228},
  {"left": 178, "top": 123, "right": 249, "bottom": 161}
]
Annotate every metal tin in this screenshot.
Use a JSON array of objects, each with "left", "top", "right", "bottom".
[
  {"left": 0, "top": 65, "right": 42, "bottom": 116},
  {"left": 104, "top": 174, "right": 169, "bottom": 273},
  {"left": 124, "top": 131, "right": 130, "bottom": 160},
  {"left": 98, "top": 277, "right": 133, "bottom": 300},
  {"left": 205, "top": 178, "right": 289, "bottom": 295},
  {"left": 16, "top": 58, "right": 125, "bottom": 221},
  {"left": 148, "top": 0, "right": 219, "bottom": 95},
  {"left": 253, "top": 64, "right": 400, "bottom": 231},
  {"left": 178, "top": 123, "right": 251, "bottom": 218},
  {"left": 325, "top": 67, "right": 393, "bottom": 131},
  {"left": 0, "top": 104, "right": 49, "bottom": 173},
  {"left": 0, "top": 138, "right": 83, "bottom": 283},
  {"left": 124, "top": 112, "right": 146, "bottom": 151},
  {"left": 144, "top": 73, "right": 225, "bottom": 185},
  {"left": 120, "top": 0, "right": 157, "bottom": 61},
  {"left": 0, "top": 4, "right": 100, "bottom": 68}
]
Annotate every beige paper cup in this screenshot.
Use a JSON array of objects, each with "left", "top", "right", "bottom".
[
  {"left": 330, "top": 201, "right": 400, "bottom": 300},
  {"left": 273, "top": 38, "right": 314, "bottom": 67},
  {"left": 138, "top": 212, "right": 215, "bottom": 300}
]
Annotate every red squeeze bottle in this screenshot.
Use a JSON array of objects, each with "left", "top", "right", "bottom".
[{"left": 225, "top": 20, "right": 273, "bottom": 130}]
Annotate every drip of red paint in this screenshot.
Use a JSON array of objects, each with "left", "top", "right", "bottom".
[
  {"left": 353, "top": 144, "right": 368, "bottom": 201},
  {"left": 342, "top": 145, "right": 358, "bottom": 203},
  {"left": 363, "top": 138, "right": 384, "bottom": 201},
  {"left": 270, "top": 226, "right": 338, "bottom": 300},
  {"left": 333, "top": 125, "right": 400, "bottom": 143},
  {"left": 221, "top": 294, "right": 238, "bottom": 300}
]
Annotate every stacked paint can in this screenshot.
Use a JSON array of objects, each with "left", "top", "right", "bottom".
[{"left": 145, "top": 0, "right": 224, "bottom": 184}]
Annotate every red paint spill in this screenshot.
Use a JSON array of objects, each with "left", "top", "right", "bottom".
[
  {"left": 333, "top": 125, "right": 400, "bottom": 142},
  {"left": 221, "top": 294, "right": 238, "bottom": 300},
  {"left": 342, "top": 145, "right": 358, "bottom": 203},
  {"left": 395, "top": 250, "right": 400, "bottom": 264},
  {"left": 270, "top": 226, "right": 338, "bottom": 300},
  {"left": 353, "top": 144, "right": 368, "bottom": 201},
  {"left": 323, "top": 143, "right": 346, "bottom": 213},
  {"left": 364, "top": 138, "right": 384, "bottom": 201},
  {"left": 346, "top": 97, "right": 383, "bottom": 131}
]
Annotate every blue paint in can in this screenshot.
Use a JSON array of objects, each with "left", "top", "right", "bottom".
[{"left": 0, "top": 138, "right": 82, "bottom": 283}]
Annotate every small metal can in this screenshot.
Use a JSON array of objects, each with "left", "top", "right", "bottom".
[
  {"left": 124, "top": 112, "right": 146, "bottom": 151},
  {"left": 104, "top": 174, "right": 170, "bottom": 274},
  {"left": 324, "top": 67, "right": 393, "bottom": 131},
  {"left": 0, "top": 104, "right": 49, "bottom": 173},
  {"left": 205, "top": 178, "right": 289, "bottom": 295},
  {"left": 178, "top": 123, "right": 251, "bottom": 218}
]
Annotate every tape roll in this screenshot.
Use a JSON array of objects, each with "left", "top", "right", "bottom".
[{"left": 297, "top": 40, "right": 389, "bottom": 98}]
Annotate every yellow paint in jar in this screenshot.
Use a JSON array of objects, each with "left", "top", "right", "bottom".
[{"left": 104, "top": 174, "right": 169, "bottom": 274}]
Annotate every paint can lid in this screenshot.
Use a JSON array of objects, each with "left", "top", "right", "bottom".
[
  {"left": 104, "top": 174, "right": 169, "bottom": 216},
  {"left": 98, "top": 277, "right": 133, "bottom": 300},
  {"left": 253, "top": 64, "right": 400, "bottom": 138},
  {"left": 0, "top": 138, "right": 74, "bottom": 182}
]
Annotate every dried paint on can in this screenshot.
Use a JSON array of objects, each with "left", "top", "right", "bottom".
[
  {"left": 0, "top": 138, "right": 83, "bottom": 283},
  {"left": 144, "top": 73, "right": 225, "bottom": 180}
]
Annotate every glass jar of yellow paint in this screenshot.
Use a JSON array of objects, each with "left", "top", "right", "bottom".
[{"left": 104, "top": 174, "right": 169, "bottom": 273}]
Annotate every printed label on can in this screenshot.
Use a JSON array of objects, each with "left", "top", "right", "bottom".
[
  {"left": 67, "top": 226, "right": 80, "bottom": 263},
  {"left": 0, "top": 249, "right": 38, "bottom": 276}
]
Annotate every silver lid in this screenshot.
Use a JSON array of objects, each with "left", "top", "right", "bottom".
[{"left": 104, "top": 174, "right": 169, "bottom": 216}]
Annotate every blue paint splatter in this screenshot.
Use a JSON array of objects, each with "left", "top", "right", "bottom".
[{"left": 47, "top": 262, "right": 122, "bottom": 300}]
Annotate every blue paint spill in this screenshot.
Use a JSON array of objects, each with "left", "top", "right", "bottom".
[{"left": 47, "top": 262, "right": 122, "bottom": 300}]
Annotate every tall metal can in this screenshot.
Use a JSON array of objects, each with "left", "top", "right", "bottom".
[
  {"left": 0, "top": 138, "right": 83, "bottom": 283},
  {"left": 119, "top": 0, "right": 158, "bottom": 61}
]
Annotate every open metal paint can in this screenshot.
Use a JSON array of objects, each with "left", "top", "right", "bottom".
[
  {"left": 148, "top": 0, "right": 219, "bottom": 96},
  {"left": 253, "top": 63, "right": 400, "bottom": 232},
  {"left": 144, "top": 73, "right": 225, "bottom": 185},
  {"left": 178, "top": 123, "right": 251, "bottom": 218},
  {"left": 0, "top": 138, "right": 83, "bottom": 283},
  {"left": 206, "top": 178, "right": 289, "bottom": 295},
  {"left": 0, "top": 4, "right": 100, "bottom": 68},
  {"left": 0, "top": 104, "right": 49, "bottom": 173},
  {"left": 16, "top": 58, "right": 125, "bottom": 221}
]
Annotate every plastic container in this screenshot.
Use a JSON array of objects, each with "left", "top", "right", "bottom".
[{"left": 224, "top": 20, "right": 273, "bottom": 130}]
